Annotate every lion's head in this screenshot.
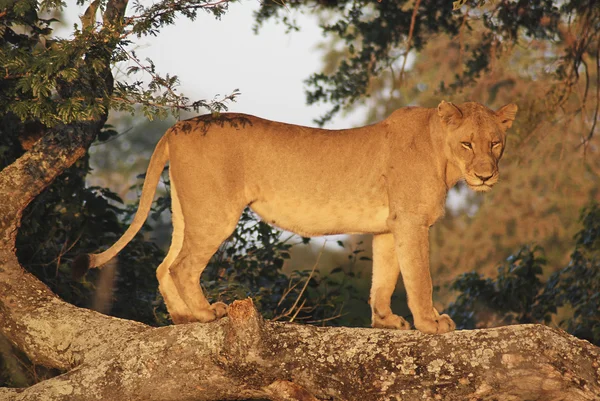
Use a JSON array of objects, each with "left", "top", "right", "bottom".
[{"left": 437, "top": 101, "right": 518, "bottom": 192}]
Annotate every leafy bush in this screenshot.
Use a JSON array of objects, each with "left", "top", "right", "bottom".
[
  {"left": 540, "top": 203, "right": 600, "bottom": 344},
  {"left": 446, "top": 245, "right": 547, "bottom": 329}
]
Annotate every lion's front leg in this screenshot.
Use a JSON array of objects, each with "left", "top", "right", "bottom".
[
  {"left": 370, "top": 233, "right": 410, "bottom": 330},
  {"left": 388, "top": 212, "right": 456, "bottom": 334}
]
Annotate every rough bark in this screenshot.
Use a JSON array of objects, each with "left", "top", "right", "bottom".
[
  {"left": 0, "top": 122, "right": 99, "bottom": 241},
  {"left": 0, "top": 298, "right": 598, "bottom": 401},
  {"left": 0, "top": 0, "right": 130, "bottom": 373}
]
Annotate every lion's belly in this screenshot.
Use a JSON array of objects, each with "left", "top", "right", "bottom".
[{"left": 249, "top": 198, "right": 390, "bottom": 237}]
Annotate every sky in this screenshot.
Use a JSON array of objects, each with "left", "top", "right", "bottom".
[{"left": 64, "top": 0, "right": 363, "bottom": 129}]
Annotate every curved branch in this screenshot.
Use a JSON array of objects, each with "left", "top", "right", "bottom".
[
  {"left": 0, "top": 250, "right": 149, "bottom": 370},
  {"left": 0, "top": 0, "right": 139, "bottom": 371}
]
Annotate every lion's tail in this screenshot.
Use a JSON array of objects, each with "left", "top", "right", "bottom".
[{"left": 72, "top": 134, "right": 170, "bottom": 278}]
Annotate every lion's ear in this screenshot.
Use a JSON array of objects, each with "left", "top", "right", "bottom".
[
  {"left": 437, "top": 100, "right": 463, "bottom": 128},
  {"left": 496, "top": 103, "right": 518, "bottom": 130}
]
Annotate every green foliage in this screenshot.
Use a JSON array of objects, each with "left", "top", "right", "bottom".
[
  {"left": 1, "top": 0, "right": 239, "bottom": 129},
  {"left": 128, "top": 0, "right": 231, "bottom": 36},
  {"left": 2, "top": 3, "right": 112, "bottom": 125},
  {"left": 446, "top": 245, "right": 547, "bottom": 329},
  {"left": 447, "top": 204, "right": 600, "bottom": 346},
  {"left": 540, "top": 204, "right": 600, "bottom": 344}
]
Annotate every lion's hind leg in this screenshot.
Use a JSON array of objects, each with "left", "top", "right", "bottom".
[
  {"left": 156, "top": 174, "right": 196, "bottom": 324},
  {"left": 168, "top": 198, "right": 244, "bottom": 324}
]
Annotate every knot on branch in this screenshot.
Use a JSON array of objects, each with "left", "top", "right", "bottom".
[
  {"left": 225, "top": 298, "right": 265, "bottom": 356},
  {"left": 218, "top": 298, "right": 280, "bottom": 388}
]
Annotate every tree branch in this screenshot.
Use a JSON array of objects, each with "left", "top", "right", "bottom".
[
  {"left": 0, "top": 0, "right": 137, "bottom": 372},
  {"left": 0, "top": 247, "right": 149, "bottom": 370},
  {"left": 1, "top": 299, "right": 598, "bottom": 400}
]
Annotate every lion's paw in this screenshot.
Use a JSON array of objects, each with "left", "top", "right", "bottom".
[
  {"left": 170, "top": 302, "right": 229, "bottom": 324},
  {"left": 170, "top": 313, "right": 198, "bottom": 324},
  {"left": 210, "top": 302, "right": 228, "bottom": 319},
  {"left": 191, "top": 303, "right": 229, "bottom": 323},
  {"left": 372, "top": 313, "right": 411, "bottom": 330},
  {"left": 415, "top": 313, "right": 456, "bottom": 334}
]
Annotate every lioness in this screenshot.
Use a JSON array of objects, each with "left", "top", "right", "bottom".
[{"left": 74, "top": 100, "right": 517, "bottom": 334}]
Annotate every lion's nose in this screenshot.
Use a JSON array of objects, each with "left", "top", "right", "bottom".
[{"left": 475, "top": 173, "right": 493, "bottom": 182}]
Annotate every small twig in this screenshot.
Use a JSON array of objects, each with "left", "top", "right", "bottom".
[
  {"left": 279, "top": 233, "right": 297, "bottom": 245},
  {"left": 289, "top": 299, "right": 307, "bottom": 323},
  {"left": 307, "top": 312, "right": 347, "bottom": 325},
  {"left": 266, "top": 0, "right": 290, "bottom": 13},
  {"left": 398, "top": 0, "right": 422, "bottom": 87},
  {"left": 125, "top": 0, "right": 233, "bottom": 26},
  {"left": 286, "top": 242, "right": 326, "bottom": 317},
  {"left": 90, "top": 126, "right": 134, "bottom": 146},
  {"left": 276, "top": 279, "right": 303, "bottom": 309},
  {"left": 458, "top": 8, "right": 469, "bottom": 75},
  {"left": 119, "top": 45, "right": 185, "bottom": 107},
  {"left": 388, "top": 63, "right": 396, "bottom": 100},
  {"left": 581, "top": 55, "right": 590, "bottom": 110},
  {"left": 581, "top": 40, "right": 600, "bottom": 151},
  {"left": 54, "top": 238, "right": 69, "bottom": 278},
  {"left": 272, "top": 241, "right": 327, "bottom": 321}
]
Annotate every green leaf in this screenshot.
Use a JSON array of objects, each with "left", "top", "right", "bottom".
[{"left": 452, "top": 0, "right": 468, "bottom": 10}]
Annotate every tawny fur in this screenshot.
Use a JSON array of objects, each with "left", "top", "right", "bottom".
[{"left": 76, "top": 100, "right": 517, "bottom": 334}]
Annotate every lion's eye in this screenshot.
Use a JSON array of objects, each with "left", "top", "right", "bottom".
[
  {"left": 461, "top": 142, "right": 472, "bottom": 150},
  {"left": 491, "top": 141, "right": 501, "bottom": 148}
]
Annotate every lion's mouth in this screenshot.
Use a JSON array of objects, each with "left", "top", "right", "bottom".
[
  {"left": 467, "top": 182, "right": 493, "bottom": 192},
  {"left": 465, "top": 176, "right": 497, "bottom": 192}
]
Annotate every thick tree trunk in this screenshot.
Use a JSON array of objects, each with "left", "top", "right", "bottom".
[
  {"left": 0, "top": 298, "right": 598, "bottom": 401},
  {"left": 0, "top": 0, "right": 130, "bottom": 374},
  {"left": 0, "top": 122, "right": 155, "bottom": 370}
]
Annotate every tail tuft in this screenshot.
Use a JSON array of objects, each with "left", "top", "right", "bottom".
[{"left": 72, "top": 254, "right": 91, "bottom": 280}]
